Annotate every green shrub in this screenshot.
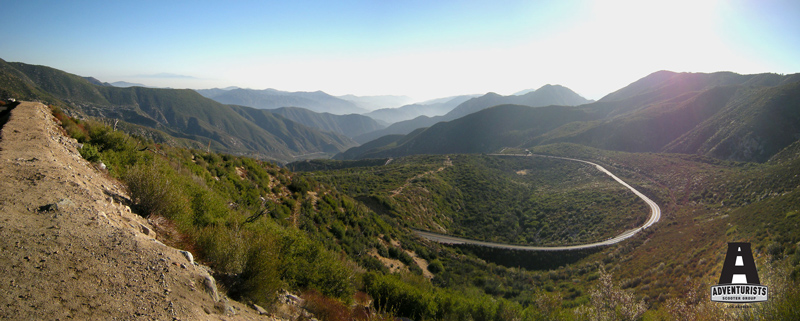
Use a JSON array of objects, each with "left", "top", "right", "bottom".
[
  {"left": 196, "top": 225, "right": 248, "bottom": 275},
  {"left": 277, "top": 230, "right": 355, "bottom": 300},
  {"left": 188, "top": 186, "right": 228, "bottom": 226},
  {"left": 238, "top": 232, "right": 282, "bottom": 306},
  {"left": 88, "top": 124, "right": 131, "bottom": 152},
  {"left": 79, "top": 143, "right": 101, "bottom": 162},
  {"left": 428, "top": 259, "right": 444, "bottom": 274},
  {"left": 124, "top": 162, "right": 191, "bottom": 223}
]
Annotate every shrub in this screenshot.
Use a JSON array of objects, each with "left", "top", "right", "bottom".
[
  {"left": 196, "top": 225, "right": 248, "bottom": 275},
  {"left": 573, "top": 266, "right": 645, "bottom": 321},
  {"left": 237, "top": 232, "right": 282, "bottom": 307},
  {"left": 88, "top": 124, "right": 131, "bottom": 152},
  {"left": 302, "top": 290, "right": 351, "bottom": 321},
  {"left": 79, "top": 143, "right": 101, "bottom": 163},
  {"left": 278, "top": 231, "right": 355, "bottom": 300},
  {"left": 62, "top": 118, "right": 88, "bottom": 142},
  {"left": 124, "top": 162, "right": 191, "bottom": 223},
  {"left": 428, "top": 259, "right": 444, "bottom": 274}
]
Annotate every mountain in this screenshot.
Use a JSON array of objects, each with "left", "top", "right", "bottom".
[
  {"left": 110, "top": 81, "right": 147, "bottom": 87},
  {"left": 269, "top": 106, "right": 385, "bottom": 138},
  {"left": 340, "top": 71, "right": 800, "bottom": 162},
  {"left": 197, "top": 88, "right": 367, "bottom": 115},
  {"left": 0, "top": 59, "right": 356, "bottom": 162},
  {"left": 445, "top": 85, "right": 593, "bottom": 120},
  {"left": 533, "top": 71, "right": 800, "bottom": 162},
  {"left": 513, "top": 88, "right": 536, "bottom": 95},
  {"left": 353, "top": 85, "right": 591, "bottom": 143},
  {"left": 338, "top": 105, "right": 594, "bottom": 159},
  {"left": 662, "top": 82, "right": 800, "bottom": 162},
  {"left": 337, "top": 94, "right": 413, "bottom": 111},
  {"left": 363, "top": 95, "right": 477, "bottom": 124},
  {"left": 82, "top": 77, "right": 108, "bottom": 86}
]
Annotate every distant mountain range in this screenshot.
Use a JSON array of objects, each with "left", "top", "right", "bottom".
[
  {"left": 352, "top": 85, "right": 592, "bottom": 143},
  {"left": 109, "top": 81, "right": 146, "bottom": 88},
  {"left": 80, "top": 78, "right": 147, "bottom": 88},
  {"left": 196, "top": 87, "right": 368, "bottom": 115},
  {"left": 338, "top": 71, "right": 800, "bottom": 163},
  {"left": 6, "top": 57, "right": 799, "bottom": 165},
  {"left": 269, "top": 106, "right": 385, "bottom": 138},
  {"left": 0, "top": 58, "right": 356, "bottom": 162},
  {"left": 363, "top": 95, "right": 478, "bottom": 124},
  {"left": 337, "top": 94, "right": 413, "bottom": 111}
]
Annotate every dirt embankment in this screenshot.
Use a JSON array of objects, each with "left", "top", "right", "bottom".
[{"left": 0, "top": 102, "right": 270, "bottom": 320}]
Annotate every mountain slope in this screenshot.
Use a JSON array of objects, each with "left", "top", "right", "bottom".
[
  {"left": 337, "top": 94, "right": 412, "bottom": 111},
  {"left": 344, "top": 71, "right": 800, "bottom": 163},
  {"left": 363, "top": 95, "right": 477, "bottom": 124},
  {"left": 198, "top": 88, "right": 367, "bottom": 115},
  {"left": 355, "top": 86, "right": 591, "bottom": 143},
  {"left": 534, "top": 72, "right": 800, "bottom": 162},
  {"left": 340, "top": 105, "right": 594, "bottom": 159},
  {"left": 0, "top": 60, "right": 356, "bottom": 162},
  {"left": 269, "top": 106, "right": 385, "bottom": 138},
  {"left": 663, "top": 82, "right": 800, "bottom": 162},
  {"left": 445, "top": 84, "right": 593, "bottom": 120}
]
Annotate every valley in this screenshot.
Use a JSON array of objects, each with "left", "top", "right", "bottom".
[
  {"left": 414, "top": 152, "right": 661, "bottom": 251},
  {"left": 1, "top": 58, "right": 799, "bottom": 320}
]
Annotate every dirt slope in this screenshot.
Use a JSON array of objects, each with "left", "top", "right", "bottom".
[{"left": 0, "top": 102, "right": 269, "bottom": 320}]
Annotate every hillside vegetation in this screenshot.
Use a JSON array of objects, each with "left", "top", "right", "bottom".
[
  {"left": 270, "top": 106, "right": 385, "bottom": 138},
  {"left": 342, "top": 71, "right": 800, "bottom": 163},
  {"left": 5, "top": 58, "right": 800, "bottom": 319},
  {"left": 55, "top": 108, "right": 597, "bottom": 320},
  {"left": 300, "top": 154, "right": 647, "bottom": 246},
  {"left": 353, "top": 85, "right": 591, "bottom": 143},
  {"left": 0, "top": 59, "right": 356, "bottom": 162}
]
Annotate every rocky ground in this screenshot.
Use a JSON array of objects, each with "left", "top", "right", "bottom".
[{"left": 0, "top": 102, "right": 292, "bottom": 320}]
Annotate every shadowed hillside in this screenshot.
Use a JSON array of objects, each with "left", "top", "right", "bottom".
[
  {"left": 342, "top": 71, "right": 800, "bottom": 163},
  {"left": 354, "top": 85, "right": 591, "bottom": 143},
  {"left": 0, "top": 59, "right": 356, "bottom": 162}
]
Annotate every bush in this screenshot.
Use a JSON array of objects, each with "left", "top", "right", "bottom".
[
  {"left": 237, "top": 232, "right": 282, "bottom": 306},
  {"left": 79, "top": 143, "right": 101, "bottom": 163},
  {"left": 302, "top": 290, "right": 351, "bottom": 321},
  {"left": 61, "top": 117, "right": 89, "bottom": 143},
  {"left": 428, "top": 259, "right": 444, "bottom": 274},
  {"left": 124, "top": 162, "right": 191, "bottom": 223},
  {"left": 278, "top": 231, "right": 355, "bottom": 300},
  {"left": 196, "top": 225, "right": 248, "bottom": 275},
  {"left": 88, "top": 124, "right": 131, "bottom": 152}
]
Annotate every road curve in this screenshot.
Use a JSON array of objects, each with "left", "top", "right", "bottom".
[{"left": 414, "top": 153, "right": 661, "bottom": 251}]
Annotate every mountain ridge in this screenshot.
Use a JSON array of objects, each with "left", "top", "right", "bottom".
[
  {"left": 354, "top": 85, "right": 591, "bottom": 143},
  {"left": 0, "top": 59, "right": 356, "bottom": 162},
  {"left": 197, "top": 87, "right": 368, "bottom": 115},
  {"left": 341, "top": 71, "right": 800, "bottom": 162}
]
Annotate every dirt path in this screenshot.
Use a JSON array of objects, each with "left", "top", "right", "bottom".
[
  {"left": 0, "top": 102, "right": 268, "bottom": 320},
  {"left": 390, "top": 156, "right": 452, "bottom": 197}
]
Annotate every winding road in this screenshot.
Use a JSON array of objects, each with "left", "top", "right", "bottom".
[{"left": 414, "top": 153, "right": 661, "bottom": 251}]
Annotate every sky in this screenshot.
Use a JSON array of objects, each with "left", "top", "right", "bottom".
[{"left": 1, "top": 0, "right": 798, "bottom": 101}]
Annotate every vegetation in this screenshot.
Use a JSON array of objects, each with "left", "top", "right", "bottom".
[
  {"left": 301, "top": 154, "right": 647, "bottom": 246},
  {"left": 52, "top": 108, "right": 569, "bottom": 319},
  {"left": 1, "top": 60, "right": 355, "bottom": 162},
  {"left": 37, "top": 66, "right": 800, "bottom": 320}
]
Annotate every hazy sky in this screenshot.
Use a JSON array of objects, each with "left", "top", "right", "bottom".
[{"left": 2, "top": 0, "right": 798, "bottom": 101}]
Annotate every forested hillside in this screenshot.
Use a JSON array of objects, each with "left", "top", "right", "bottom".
[
  {"left": 342, "top": 71, "right": 800, "bottom": 163},
  {"left": 0, "top": 59, "right": 356, "bottom": 162}
]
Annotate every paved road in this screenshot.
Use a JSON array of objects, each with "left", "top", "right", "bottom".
[{"left": 414, "top": 153, "right": 661, "bottom": 251}]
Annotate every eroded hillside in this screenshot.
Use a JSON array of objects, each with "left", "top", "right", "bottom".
[{"left": 0, "top": 102, "right": 267, "bottom": 320}]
